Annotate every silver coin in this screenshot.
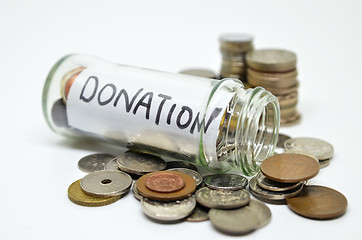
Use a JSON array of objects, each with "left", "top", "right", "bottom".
[
  {"left": 256, "top": 172, "right": 303, "bottom": 192},
  {"left": 186, "top": 205, "right": 209, "bottom": 222},
  {"left": 132, "top": 180, "right": 143, "bottom": 201},
  {"left": 141, "top": 196, "right": 196, "bottom": 221},
  {"left": 104, "top": 158, "right": 120, "bottom": 171},
  {"left": 219, "top": 33, "right": 253, "bottom": 43},
  {"left": 168, "top": 168, "right": 203, "bottom": 187},
  {"left": 284, "top": 137, "right": 334, "bottom": 160},
  {"left": 319, "top": 158, "right": 330, "bottom": 169},
  {"left": 78, "top": 153, "right": 116, "bottom": 173},
  {"left": 249, "top": 177, "right": 303, "bottom": 201},
  {"left": 166, "top": 161, "right": 198, "bottom": 172},
  {"left": 209, "top": 199, "right": 271, "bottom": 235},
  {"left": 116, "top": 151, "right": 166, "bottom": 175},
  {"left": 195, "top": 187, "right": 250, "bottom": 209},
  {"left": 179, "top": 68, "right": 216, "bottom": 79},
  {"left": 277, "top": 133, "right": 291, "bottom": 148},
  {"left": 204, "top": 174, "right": 248, "bottom": 190},
  {"left": 80, "top": 170, "right": 132, "bottom": 197}
]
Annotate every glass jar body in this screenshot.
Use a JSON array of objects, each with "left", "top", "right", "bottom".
[{"left": 42, "top": 54, "right": 280, "bottom": 175}]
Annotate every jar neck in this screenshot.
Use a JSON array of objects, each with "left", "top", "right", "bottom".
[{"left": 215, "top": 84, "right": 280, "bottom": 176}]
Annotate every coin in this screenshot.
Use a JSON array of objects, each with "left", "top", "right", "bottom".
[
  {"left": 319, "top": 158, "right": 330, "bottom": 168},
  {"left": 256, "top": 172, "right": 302, "bottom": 192},
  {"left": 141, "top": 196, "right": 196, "bottom": 221},
  {"left": 132, "top": 180, "right": 143, "bottom": 201},
  {"left": 256, "top": 82, "right": 299, "bottom": 96},
  {"left": 104, "top": 157, "right": 120, "bottom": 171},
  {"left": 51, "top": 99, "right": 69, "bottom": 127},
  {"left": 209, "top": 199, "right": 271, "bottom": 235},
  {"left": 68, "top": 179, "right": 121, "bottom": 207},
  {"left": 249, "top": 176, "right": 303, "bottom": 202},
  {"left": 195, "top": 187, "right": 250, "bottom": 209},
  {"left": 137, "top": 171, "right": 196, "bottom": 201},
  {"left": 280, "top": 111, "right": 301, "bottom": 126},
  {"left": 204, "top": 174, "right": 248, "bottom": 190},
  {"left": 179, "top": 68, "right": 216, "bottom": 79},
  {"left": 276, "top": 133, "right": 291, "bottom": 148},
  {"left": 168, "top": 168, "right": 203, "bottom": 187},
  {"left": 60, "top": 67, "right": 85, "bottom": 101},
  {"left": 186, "top": 204, "right": 209, "bottom": 222},
  {"left": 287, "top": 185, "right": 347, "bottom": 220},
  {"left": 277, "top": 92, "right": 298, "bottom": 108},
  {"left": 219, "top": 33, "right": 254, "bottom": 53},
  {"left": 78, "top": 153, "right": 116, "bottom": 173},
  {"left": 145, "top": 172, "right": 185, "bottom": 193},
  {"left": 246, "top": 49, "right": 297, "bottom": 72},
  {"left": 166, "top": 161, "right": 198, "bottom": 172},
  {"left": 80, "top": 170, "right": 132, "bottom": 197},
  {"left": 260, "top": 153, "right": 320, "bottom": 183},
  {"left": 116, "top": 151, "right": 166, "bottom": 175},
  {"left": 284, "top": 137, "right": 334, "bottom": 160}
]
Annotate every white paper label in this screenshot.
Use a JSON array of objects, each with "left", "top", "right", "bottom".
[{"left": 66, "top": 66, "right": 233, "bottom": 159}]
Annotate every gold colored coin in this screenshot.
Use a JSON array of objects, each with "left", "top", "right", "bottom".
[{"left": 68, "top": 179, "right": 121, "bottom": 207}]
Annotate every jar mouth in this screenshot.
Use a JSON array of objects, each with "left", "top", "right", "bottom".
[{"left": 215, "top": 86, "right": 280, "bottom": 176}]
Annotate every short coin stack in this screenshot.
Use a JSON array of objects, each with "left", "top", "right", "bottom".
[
  {"left": 249, "top": 153, "right": 320, "bottom": 204},
  {"left": 197, "top": 174, "right": 271, "bottom": 235},
  {"left": 246, "top": 49, "right": 300, "bottom": 126},
  {"left": 219, "top": 33, "right": 254, "bottom": 83}
]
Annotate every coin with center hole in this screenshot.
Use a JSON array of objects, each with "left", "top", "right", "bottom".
[
  {"left": 137, "top": 171, "right": 196, "bottom": 201},
  {"left": 204, "top": 174, "right": 248, "bottom": 190},
  {"left": 145, "top": 172, "right": 185, "bottom": 193},
  {"left": 80, "top": 170, "right": 132, "bottom": 197},
  {"left": 260, "top": 153, "right": 320, "bottom": 183},
  {"left": 68, "top": 179, "right": 121, "bottom": 207},
  {"left": 284, "top": 137, "right": 334, "bottom": 160},
  {"left": 249, "top": 177, "right": 303, "bottom": 202},
  {"left": 168, "top": 168, "right": 203, "bottom": 187},
  {"left": 141, "top": 196, "right": 196, "bottom": 221},
  {"left": 116, "top": 151, "right": 166, "bottom": 175},
  {"left": 195, "top": 187, "right": 250, "bottom": 209},
  {"left": 209, "top": 199, "right": 271, "bottom": 235},
  {"left": 286, "top": 185, "right": 347, "bottom": 220},
  {"left": 256, "top": 172, "right": 303, "bottom": 192},
  {"left": 78, "top": 153, "right": 116, "bottom": 173}
]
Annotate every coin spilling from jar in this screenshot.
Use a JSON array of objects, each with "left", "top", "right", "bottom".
[{"left": 67, "top": 133, "right": 347, "bottom": 235}]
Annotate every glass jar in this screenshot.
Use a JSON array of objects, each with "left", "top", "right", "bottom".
[{"left": 42, "top": 54, "right": 280, "bottom": 176}]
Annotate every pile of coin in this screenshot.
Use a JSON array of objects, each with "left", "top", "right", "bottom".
[
  {"left": 197, "top": 174, "right": 271, "bottom": 234},
  {"left": 219, "top": 33, "right": 254, "bottom": 83},
  {"left": 245, "top": 49, "right": 300, "bottom": 126},
  {"left": 249, "top": 153, "right": 320, "bottom": 204}
]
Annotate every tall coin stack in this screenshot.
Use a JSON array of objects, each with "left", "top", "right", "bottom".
[
  {"left": 219, "top": 33, "right": 254, "bottom": 84},
  {"left": 245, "top": 49, "right": 300, "bottom": 126}
]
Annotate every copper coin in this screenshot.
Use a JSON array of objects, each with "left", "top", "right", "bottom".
[
  {"left": 137, "top": 171, "right": 196, "bottom": 201},
  {"left": 260, "top": 153, "right": 320, "bottom": 183},
  {"left": 286, "top": 185, "right": 347, "bottom": 220},
  {"left": 145, "top": 172, "right": 185, "bottom": 193}
]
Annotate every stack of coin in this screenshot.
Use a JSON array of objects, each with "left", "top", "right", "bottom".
[
  {"left": 196, "top": 174, "right": 272, "bottom": 235},
  {"left": 68, "top": 170, "right": 132, "bottom": 207},
  {"left": 249, "top": 153, "right": 320, "bottom": 204},
  {"left": 219, "top": 33, "right": 254, "bottom": 83},
  {"left": 136, "top": 170, "right": 197, "bottom": 221},
  {"left": 246, "top": 49, "right": 300, "bottom": 126}
]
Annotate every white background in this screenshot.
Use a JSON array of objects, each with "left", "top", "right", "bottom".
[{"left": 1, "top": 0, "right": 361, "bottom": 239}]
